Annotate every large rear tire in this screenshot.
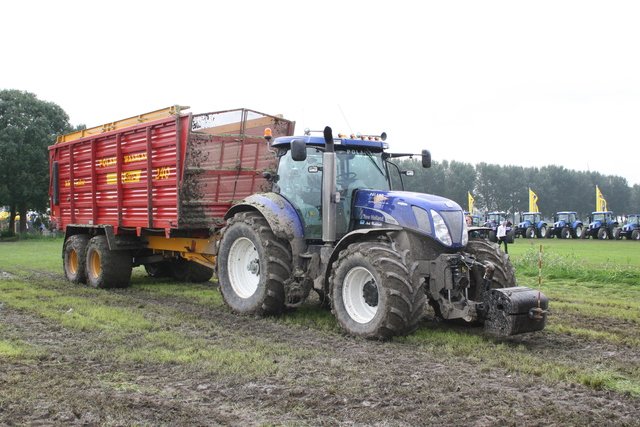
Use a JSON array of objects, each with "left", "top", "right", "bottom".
[
  {"left": 63, "top": 234, "right": 90, "bottom": 284},
  {"left": 217, "top": 212, "right": 291, "bottom": 316},
  {"left": 573, "top": 225, "right": 583, "bottom": 238},
  {"left": 86, "top": 236, "right": 132, "bottom": 288},
  {"left": 537, "top": 226, "right": 547, "bottom": 238},
  {"left": 330, "top": 240, "right": 425, "bottom": 340}
]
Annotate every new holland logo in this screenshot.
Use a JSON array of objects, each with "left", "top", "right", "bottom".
[{"left": 372, "top": 194, "right": 389, "bottom": 205}]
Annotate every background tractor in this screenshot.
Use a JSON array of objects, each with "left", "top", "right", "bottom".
[
  {"left": 583, "top": 211, "right": 618, "bottom": 240},
  {"left": 546, "top": 211, "right": 583, "bottom": 239},
  {"left": 515, "top": 212, "right": 547, "bottom": 238}
]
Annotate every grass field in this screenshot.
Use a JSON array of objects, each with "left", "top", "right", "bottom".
[{"left": 0, "top": 236, "right": 639, "bottom": 425}]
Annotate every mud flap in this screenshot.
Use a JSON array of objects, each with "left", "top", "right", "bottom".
[{"left": 483, "top": 287, "right": 549, "bottom": 335}]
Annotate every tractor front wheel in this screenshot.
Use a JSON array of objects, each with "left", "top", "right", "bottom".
[
  {"left": 597, "top": 228, "right": 608, "bottom": 240},
  {"left": 632, "top": 230, "right": 640, "bottom": 240},
  {"left": 525, "top": 227, "right": 535, "bottom": 238},
  {"left": 330, "top": 240, "right": 425, "bottom": 340}
]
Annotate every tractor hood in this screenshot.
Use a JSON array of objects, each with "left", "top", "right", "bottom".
[{"left": 352, "top": 190, "right": 467, "bottom": 248}]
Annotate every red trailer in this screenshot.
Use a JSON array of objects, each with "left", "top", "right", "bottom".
[{"left": 49, "top": 106, "right": 295, "bottom": 287}]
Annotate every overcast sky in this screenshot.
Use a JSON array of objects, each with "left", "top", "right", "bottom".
[{"left": 3, "top": 1, "right": 639, "bottom": 186}]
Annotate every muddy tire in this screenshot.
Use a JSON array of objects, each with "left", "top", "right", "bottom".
[
  {"left": 329, "top": 240, "right": 425, "bottom": 340},
  {"left": 63, "top": 234, "right": 90, "bottom": 284},
  {"left": 170, "top": 258, "right": 214, "bottom": 282},
  {"left": 217, "top": 212, "right": 291, "bottom": 316},
  {"left": 465, "top": 239, "right": 517, "bottom": 300},
  {"left": 144, "top": 261, "right": 172, "bottom": 278},
  {"left": 86, "top": 236, "right": 132, "bottom": 288}
]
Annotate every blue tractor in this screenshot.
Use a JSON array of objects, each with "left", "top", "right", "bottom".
[
  {"left": 582, "top": 211, "right": 619, "bottom": 240},
  {"left": 483, "top": 212, "right": 515, "bottom": 243},
  {"left": 616, "top": 214, "right": 640, "bottom": 240},
  {"left": 515, "top": 212, "right": 547, "bottom": 238},
  {"left": 546, "top": 211, "right": 583, "bottom": 239},
  {"left": 216, "top": 127, "right": 547, "bottom": 338}
]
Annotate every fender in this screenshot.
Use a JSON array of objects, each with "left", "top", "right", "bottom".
[{"left": 224, "top": 193, "right": 305, "bottom": 241}]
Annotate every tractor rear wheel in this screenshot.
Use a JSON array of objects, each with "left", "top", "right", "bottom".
[
  {"left": 537, "top": 226, "right": 547, "bottom": 238},
  {"left": 63, "top": 234, "right": 91, "bottom": 284},
  {"left": 217, "top": 212, "right": 291, "bottom": 316},
  {"left": 330, "top": 240, "right": 425, "bottom": 340},
  {"left": 614, "top": 228, "right": 622, "bottom": 240},
  {"left": 573, "top": 225, "right": 583, "bottom": 238},
  {"left": 85, "top": 236, "right": 132, "bottom": 288}
]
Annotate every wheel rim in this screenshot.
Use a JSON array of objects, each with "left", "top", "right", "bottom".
[
  {"left": 89, "top": 250, "right": 101, "bottom": 279},
  {"left": 69, "top": 250, "right": 79, "bottom": 275},
  {"left": 343, "top": 266, "right": 378, "bottom": 324},
  {"left": 227, "top": 237, "right": 259, "bottom": 298}
]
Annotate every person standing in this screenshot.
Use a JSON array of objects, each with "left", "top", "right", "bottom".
[{"left": 497, "top": 221, "right": 509, "bottom": 254}]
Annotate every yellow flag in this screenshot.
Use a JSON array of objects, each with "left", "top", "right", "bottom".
[
  {"left": 468, "top": 192, "right": 475, "bottom": 214},
  {"left": 596, "top": 185, "right": 607, "bottom": 211},
  {"left": 529, "top": 188, "right": 539, "bottom": 213}
]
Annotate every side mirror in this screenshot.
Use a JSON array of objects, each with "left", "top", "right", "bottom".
[
  {"left": 291, "top": 139, "right": 307, "bottom": 161},
  {"left": 402, "top": 170, "right": 415, "bottom": 176},
  {"left": 421, "top": 149, "right": 431, "bottom": 168}
]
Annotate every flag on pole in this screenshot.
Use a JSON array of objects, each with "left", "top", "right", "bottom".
[
  {"left": 468, "top": 192, "right": 475, "bottom": 214},
  {"left": 596, "top": 185, "right": 607, "bottom": 211},
  {"left": 529, "top": 188, "right": 539, "bottom": 213}
]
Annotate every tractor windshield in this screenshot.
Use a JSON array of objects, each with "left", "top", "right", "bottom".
[
  {"left": 335, "top": 148, "right": 390, "bottom": 192},
  {"left": 557, "top": 214, "right": 570, "bottom": 222},
  {"left": 628, "top": 216, "right": 640, "bottom": 225},
  {"left": 523, "top": 214, "right": 537, "bottom": 222},
  {"left": 593, "top": 213, "right": 608, "bottom": 222}
]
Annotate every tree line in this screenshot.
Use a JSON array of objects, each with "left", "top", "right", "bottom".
[
  {"left": 2, "top": 89, "right": 639, "bottom": 233},
  {"left": 394, "top": 158, "right": 640, "bottom": 220}
]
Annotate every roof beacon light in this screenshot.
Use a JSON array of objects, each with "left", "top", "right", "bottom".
[{"left": 264, "top": 128, "right": 273, "bottom": 142}]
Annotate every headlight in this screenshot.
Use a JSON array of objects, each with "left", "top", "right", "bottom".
[{"left": 431, "top": 210, "right": 452, "bottom": 246}]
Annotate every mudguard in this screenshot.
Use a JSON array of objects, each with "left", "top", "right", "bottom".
[{"left": 224, "top": 193, "right": 304, "bottom": 241}]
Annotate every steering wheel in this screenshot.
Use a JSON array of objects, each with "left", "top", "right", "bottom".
[{"left": 337, "top": 172, "right": 357, "bottom": 186}]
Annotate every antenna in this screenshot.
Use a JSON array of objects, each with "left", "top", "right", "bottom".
[{"left": 338, "top": 104, "right": 353, "bottom": 135}]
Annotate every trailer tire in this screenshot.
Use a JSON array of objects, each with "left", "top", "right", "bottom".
[
  {"left": 144, "top": 261, "right": 172, "bottom": 278},
  {"left": 330, "top": 240, "right": 425, "bottom": 340},
  {"left": 561, "top": 227, "right": 571, "bottom": 239},
  {"left": 63, "top": 234, "right": 91, "bottom": 284},
  {"left": 86, "top": 236, "right": 132, "bottom": 288},
  {"left": 217, "top": 212, "right": 291, "bottom": 316},
  {"left": 465, "top": 239, "right": 517, "bottom": 300},
  {"left": 632, "top": 230, "right": 640, "bottom": 240},
  {"left": 170, "top": 258, "right": 214, "bottom": 283}
]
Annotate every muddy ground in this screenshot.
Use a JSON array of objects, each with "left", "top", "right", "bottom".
[{"left": 1, "top": 270, "right": 639, "bottom": 427}]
